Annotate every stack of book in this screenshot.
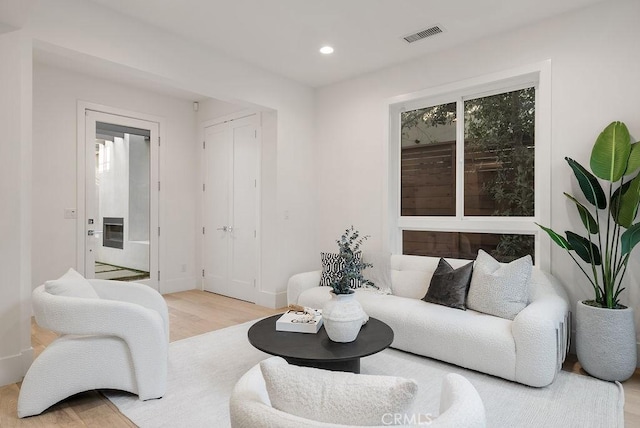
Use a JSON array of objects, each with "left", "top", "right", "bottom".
[{"left": 276, "top": 309, "right": 323, "bottom": 333}]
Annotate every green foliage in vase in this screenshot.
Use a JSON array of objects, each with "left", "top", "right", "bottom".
[
  {"left": 537, "top": 121, "right": 640, "bottom": 309},
  {"left": 330, "top": 226, "right": 376, "bottom": 295}
]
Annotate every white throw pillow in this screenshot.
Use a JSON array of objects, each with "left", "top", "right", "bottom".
[
  {"left": 260, "top": 357, "right": 418, "bottom": 426},
  {"left": 466, "top": 250, "right": 532, "bottom": 320},
  {"left": 362, "top": 251, "right": 392, "bottom": 294},
  {"left": 45, "top": 268, "right": 99, "bottom": 299}
]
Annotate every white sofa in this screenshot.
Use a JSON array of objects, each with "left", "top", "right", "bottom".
[
  {"left": 288, "top": 254, "right": 570, "bottom": 388},
  {"left": 230, "top": 357, "right": 486, "bottom": 428}
]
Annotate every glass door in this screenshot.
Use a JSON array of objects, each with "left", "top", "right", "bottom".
[{"left": 84, "top": 110, "right": 159, "bottom": 287}]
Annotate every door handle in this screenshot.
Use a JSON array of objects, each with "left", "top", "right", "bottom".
[{"left": 217, "top": 226, "right": 228, "bottom": 232}]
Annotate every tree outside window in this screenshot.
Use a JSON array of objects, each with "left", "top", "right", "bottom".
[{"left": 400, "top": 87, "right": 535, "bottom": 262}]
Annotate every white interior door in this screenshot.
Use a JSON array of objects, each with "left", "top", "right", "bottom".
[
  {"left": 84, "top": 110, "right": 159, "bottom": 289},
  {"left": 203, "top": 115, "right": 259, "bottom": 302}
]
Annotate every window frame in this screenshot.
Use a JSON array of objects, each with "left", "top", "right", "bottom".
[{"left": 385, "top": 61, "right": 551, "bottom": 269}]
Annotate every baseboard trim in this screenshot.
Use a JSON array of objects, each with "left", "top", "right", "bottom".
[
  {"left": 160, "top": 277, "right": 197, "bottom": 295},
  {"left": 255, "top": 290, "right": 287, "bottom": 309},
  {"left": 0, "top": 347, "right": 33, "bottom": 387}
]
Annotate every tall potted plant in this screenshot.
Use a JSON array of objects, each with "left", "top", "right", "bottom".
[
  {"left": 323, "top": 226, "right": 374, "bottom": 343},
  {"left": 537, "top": 121, "right": 640, "bottom": 381}
]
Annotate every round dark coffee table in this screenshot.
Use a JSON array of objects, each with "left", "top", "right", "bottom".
[{"left": 247, "top": 314, "right": 394, "bottom": 373}]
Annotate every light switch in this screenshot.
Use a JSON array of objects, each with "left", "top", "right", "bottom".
[{"left": 64, "top": 208, "right": 77, "bottom": 219}]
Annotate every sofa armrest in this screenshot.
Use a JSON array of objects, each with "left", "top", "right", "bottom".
[
  {"left": 287, "top": 270, "right": 321, "bottom": 305},
  {"left": 512, "top": 293, "right": 570, "bottom": 387}
]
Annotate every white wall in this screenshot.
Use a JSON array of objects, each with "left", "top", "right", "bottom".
[
  {"left": 315, "top": 0, "right": 640, "bottom": 342},
  {"left": 0, "top": 0, "right": 317, "bottom": 386},
  {"left": 32, "top": 63, "right": 199, "bottom": 293},
  {"left": 196, "top": 99, "right": 249, "bottom": 123},
  {"left": 0, "top": 30, "right": 33, "bottom": 386},
  {"left": 26, "top": 0, "right": 317, "bottom": 304}
]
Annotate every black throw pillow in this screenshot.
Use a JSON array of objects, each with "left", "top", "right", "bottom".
[{"left": 423, "top": 258, "right": 474, "bottom": 310}]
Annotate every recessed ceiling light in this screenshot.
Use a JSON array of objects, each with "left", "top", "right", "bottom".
[{"left": 319, "top": 46, "right": 334, "bottom": 55}]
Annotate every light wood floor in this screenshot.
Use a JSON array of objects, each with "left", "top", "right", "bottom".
[
  {"left": 1, "top": 289, "right": 639, "bottom": 427},
  {"left": 0, "top": 290, "right": 281, "bottom": 427}
]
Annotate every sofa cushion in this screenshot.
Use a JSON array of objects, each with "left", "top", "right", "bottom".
[
  {"left": 260, "top": 357, "right": 417, "bottom": 426},
  {"left": 44, "top": 268, "right": 100, "bottom": 299},
  {"left": 390, "top": 270, "right": 433, "bottom": 299},
  {"left": 362, "top": 251, "right": 392, "bottom": 294},
  {"left": 467, "top": 250, "right": 532, "bottom": 320},
  {"left": 319, "top": 252, "right": 362, "bottom": 289},
  {"left": 363, "top": 294, "right": 517, "bottom": 379},
  {"left": 423, "top": 258, "right": 473, "bottom": 310},
  {"left": 389, "top": 255, "right": 471, "bottom": 299}
]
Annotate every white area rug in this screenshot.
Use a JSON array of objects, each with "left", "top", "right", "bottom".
[{"left": 105, "top": 320, "right": 624, "bottom": 427}]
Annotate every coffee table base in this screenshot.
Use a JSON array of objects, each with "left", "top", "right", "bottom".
[{"left": 285, "top": 357, "right": 360, "bottom": 373}]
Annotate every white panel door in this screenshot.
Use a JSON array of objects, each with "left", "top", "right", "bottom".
[
  {"left": 203, "top": 123, "right": 231, "bottom": 296},
  {"left": 203, "top": 115, "right": 258, "bottom": 302}
]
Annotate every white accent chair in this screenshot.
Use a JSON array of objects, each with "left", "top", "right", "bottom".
[
  {"left": 18, "top": 279, "right": 169, "bottom": 418},
  {"left": 229, "top": 359, "right": 486, "bottom": 428}
]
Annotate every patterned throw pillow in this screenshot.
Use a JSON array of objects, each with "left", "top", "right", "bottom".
[
  {"left": 319, "top": 252, "right": 363, "bottom": 288},
  {"left": 423, "top": 258, "right": 473, "bottom": 310},
  {"left": 466, "top": 249, "right": 532, "bottom": 320}
]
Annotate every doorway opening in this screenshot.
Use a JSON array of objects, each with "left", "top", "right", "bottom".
[
  {"left": 80, "top": 106, "right": 160, "bottom": 289},
  {"left": 93, "top": 122, "right": 151, "bottom": 281}
]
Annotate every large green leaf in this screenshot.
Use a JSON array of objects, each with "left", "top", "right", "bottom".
[
  {"left": 626, "top": 142, "right": 640, "bottom": 175},
  {"left": 611, "top": 174, "right": 640, "bottom": 228},
  {"left": 566, "top": 231, "right": 601, "bottom": 265},
  {"left": 566, "top": 157, "right": 607, "bottom": 209},
  {"left": 564, "top": 193, "right": 599, "bottom": 233},
  {"left": 536, "top": 223, "right": 571, "bottom": 250},
  {"left": 621, "top": 223, "right": 640, "bottom": 256},
  {"left": 590, "top": 121, "right": 631, "bottom": 182}
]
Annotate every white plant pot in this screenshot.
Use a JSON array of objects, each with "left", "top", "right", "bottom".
[
  {"left": 322, "top": 292, "right": 366, "bottom": 343},
  {"left": 576, "top": 300, "right": 637, "bottom": 382}
]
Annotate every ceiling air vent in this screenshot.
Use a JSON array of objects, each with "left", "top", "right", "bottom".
[{"left": 403, "top": 25, "right": 444, "bottom": 44}]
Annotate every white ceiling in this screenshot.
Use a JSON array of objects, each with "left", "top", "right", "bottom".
[{"left": 48, "top": 0, "right": 605, "bottom": 88}]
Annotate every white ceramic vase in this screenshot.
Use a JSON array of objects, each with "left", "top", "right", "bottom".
[
  {"left": 576, "top": 300, "right": 637, "bottom": 382},
  {"left": 322, "top": 292, "right": 366, "bottom": 343}
]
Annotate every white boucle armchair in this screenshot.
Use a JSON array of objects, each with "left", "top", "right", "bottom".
[
  {"left": 229, "top": 360, "right": 486, "bottom": 428},
  {"left": 18, "top": 279, "right": 169, "bottom": 418}
]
